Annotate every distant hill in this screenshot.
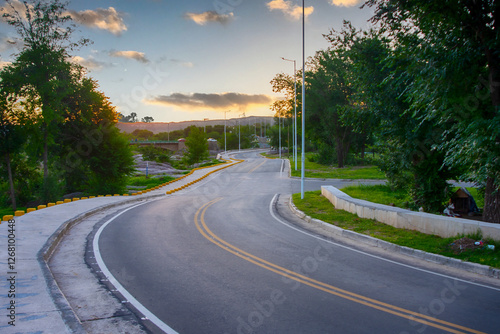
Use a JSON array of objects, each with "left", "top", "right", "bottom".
[{"left": 117, "top": 116, "right": 276, "bottom": 134}]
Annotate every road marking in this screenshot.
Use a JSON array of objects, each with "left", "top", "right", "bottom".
[
  {"left": 247, "top": 159, "right": 267, "bottom": 174},
  {"left": 269, "top": 194, "right": 500, "bottom": 293},
  {"left": 195, "top": 198, "right": 485, "bottom": 334},
  {"left": 94, "top": 199, "right": 179, "bottom": 334}
]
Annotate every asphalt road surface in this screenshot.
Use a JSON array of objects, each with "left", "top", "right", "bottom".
[{"left": 95, "top": 151, "right": 500, "bottom": 334}]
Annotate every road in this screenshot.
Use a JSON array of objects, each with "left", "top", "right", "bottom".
[{"left": 95, "top": 151, "right": 500, "bottom": 334}]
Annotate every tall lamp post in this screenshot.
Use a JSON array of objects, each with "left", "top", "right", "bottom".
[
  {"left": 281, "top": 57, "right": 297, "bottom": 170},
  {"left": 278, "top": 113, "right": 281, "bottom": 159},
  {"left": 224, "top": 110, "right": 230, "bottom": 153},
  {"left": 301, "top": 0, "right": 306, "bottom": 199},
  {"left": 239, "top": 112, "right": 245, "bottom": 152}
]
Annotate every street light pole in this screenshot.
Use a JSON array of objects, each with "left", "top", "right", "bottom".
[
  {"left": 301, "top": 0, "right": 306, "bottom": 199},
  {"left": 279, "top": 114, "right": 281, "bottom": 159},
  {"left": 239, "top": 112, "right": 245, "bottom": 152},
  {"left": 224, "top": 110, "right": 229, "bottom": 153},
  {"left": 282, "top": 57, "right": 298, "bottom": 170}
]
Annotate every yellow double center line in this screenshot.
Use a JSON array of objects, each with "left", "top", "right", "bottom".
[{"left": 194, "top": 198, "right": 485, "bottom": 334}]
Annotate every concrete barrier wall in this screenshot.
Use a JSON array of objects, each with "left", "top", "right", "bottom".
[{"left": 321, "top": 186, "right": 500, "bottom": 240}]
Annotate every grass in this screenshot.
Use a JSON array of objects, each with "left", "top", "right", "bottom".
[
  {"left": 127, "top": 175, "right": 176, "bottom": 188},
  {"left": 293, "top": 191, "right": 500, "bottom": 269},
  {"left": 261, "top": 152, "right": 385, "bottom": 180},
  {"left": 341, "top": 184, "right": 411, "bottom": 208},
  {"left": 0, "top": 206, "right": 26, "bottom": 217},
  {"left": 341, "top": 184, "right": 485, "bottom": 211}
]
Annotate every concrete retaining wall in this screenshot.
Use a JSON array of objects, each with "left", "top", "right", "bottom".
[{"left": 321, "top": 186, "right": 500, "bottom": 240}]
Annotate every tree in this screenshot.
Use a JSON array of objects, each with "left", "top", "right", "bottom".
[
  {"left": 119, "top": 112, "right": 138, "bottom": 123},
  {"left": 0, "top": 87, "right": 27, "bottom": 210},
  {"left": 131, "top": 129, "right": 154, "bottom": 140},
  {"left": 366, "top": 0, "right": 500, "bottom": 221},
  {"left": 2, "top": 0, "right": 89, "bottom": 180},
  {"left": 142, "top": 116, "right": 154, "bottom": 123},
  {"left": 185, "top": 126, "right": 209, "bottom": 165},
  {"left": 304, "top": 49, "right": 355, "bottom": 168}
]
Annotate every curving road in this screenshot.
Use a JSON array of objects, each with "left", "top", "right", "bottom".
[{"left": 95, "top": 151, "right": 500, "bottom": 334}]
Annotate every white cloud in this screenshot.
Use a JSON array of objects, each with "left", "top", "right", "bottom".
[
  {"left": 0, "top": 60, "right": 12, "bottom": 69},
  {"left": 266, "top": 0, "right": 314, "bottom": 20},
  {"left": 71, "top": 56, "right": 110, "bottom": 71},
  {"left": 67, "top": 7, "right": 127, "bottom": 35},
  {"left": 0, "top": 0, "right": 29, "bottom": 22},
  {"left": 184, "top": 11, "right": 234, "bottom": 25},
  {"left": 109, "top": 50, "right": 149, "bottom": 63},
  {"left": 330, "top": 0, "right": 363, "bottom": 7}
]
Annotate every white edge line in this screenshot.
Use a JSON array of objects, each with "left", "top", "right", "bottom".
[
  {"left": 269, "top": 194, "right": 500, "bottom": 292},
  {"left": 93, "top": 198, "right": 179, "bottom": 334}
]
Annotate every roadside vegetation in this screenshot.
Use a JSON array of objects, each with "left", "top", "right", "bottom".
[
  {"left": 262, "top": 152, "right": 385, "bottom": 180},
  {"left": 268, "top": 1, "right": 500, "bottom": 223},
  {"left": 341, "top": 184, "right": 485, "bottom": 213},
  {"left": 293, "top": 191, "right": 500, "bottom": 269}
]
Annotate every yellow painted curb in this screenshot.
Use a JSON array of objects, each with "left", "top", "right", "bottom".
[
  {"left": 2, "top": 215, "right": 14, "bottom": 221},
  {"left": 27, "top": 208, "right": 36, "bottom": 213},
  {"left": 56, "top": 201, "right": 64, "bottom": 205},
  {"left": 47, "top": 203, "right": 55, "bottom": 207},
  {"left": 72, "top": 198, "right": 80, "bottom": 202},
  {"left": 64, "top": 199, "right": 72, "bottom": 203},
  {"left": 14, "top": 210, "right": 24, "bottom": 217},
  {"left": 37, "top": 205, "right": 47, "bottom": 210}
]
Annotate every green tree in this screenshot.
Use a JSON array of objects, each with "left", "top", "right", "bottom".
[
  {"left": 304, "top": 49, "right": 355, "bottom": 168},
  {"left": 0, "top": 88, "right": 27, "bottom": 210},
  {"left": 366, "top": 0, "right": 500, "bottom": 221},
  {"left": 185, "top": 126, "right": 209, "bottom": 165},
  {"left": 57, "top": 76, "right": 135, "bottom": 195},
  {"left": 87, "top": 126, "right": 135, "bottom": 195},
  {"left": 131, "top": 129, "right": 154, "bottom": 140},
  {"left": 2, "top": 0, "right": 89, "bottom": 180}
]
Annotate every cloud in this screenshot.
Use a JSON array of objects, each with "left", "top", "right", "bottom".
[
  {"left": 170, "top": 59, "right": 194, "bottom": 68},
  {"left": 109, "top": 50, "right": 149, "bottom": 63},
  {"left": 184, "top": 11, "right": 234, "bottom": 25},
  {"left": 67, "top": 7, "right": 127, "bottom": 35},
  {"left": 0, "top": 0, "right": 29, "bottom": 22},
  {"left": 0, "top": 34, "right": 18, "bottom": 52},
  {"left": 329, "top": 0, "right": 364, "bottom": 7},
  {"left": 146, "top": 92, "right": 273, "bottom": 111},
  {"left": 71, "top": 56, "right": 110, "bottom": 71},
  {"left": 266, "top": 0, "right": 314, "bottom": 20},
  {"left": 0, "top": 61, "right": 12, "bottom": 69}
]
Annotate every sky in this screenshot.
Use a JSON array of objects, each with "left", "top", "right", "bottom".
[{"left": 0, "top": 0, "right": 375, "bottom": 122}]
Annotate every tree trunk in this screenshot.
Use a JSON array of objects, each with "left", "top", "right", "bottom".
[
  {"left": 43, "top": 130, "right": 48, "bottom": 179},
  {"left": 336, "top": 137, "right": 350, "bottom": 168},
  {"left": 360, "top": 135, "right": 366, "bottom": 161},
  {"left": 484, "top": 177, "right": 500, "bottom": 224},
  {"left": 5, "top": 152, "right": 16, "bottom": 210}
]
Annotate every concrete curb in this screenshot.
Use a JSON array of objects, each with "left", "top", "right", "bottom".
[
  {"left": 287, "top": 197, "right": 500, "bottom": 279},
  {"left": 38, "top": 194, "right": 164, "bottom": 333}
]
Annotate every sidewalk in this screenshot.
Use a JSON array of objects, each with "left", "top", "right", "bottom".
[{"left": 0, "top": 158, "right": 240, "bottom": 334}]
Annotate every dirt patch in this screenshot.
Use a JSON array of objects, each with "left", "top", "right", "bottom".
[{"left": 449, "top": 237, "right": 483, "bottom": 254}]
